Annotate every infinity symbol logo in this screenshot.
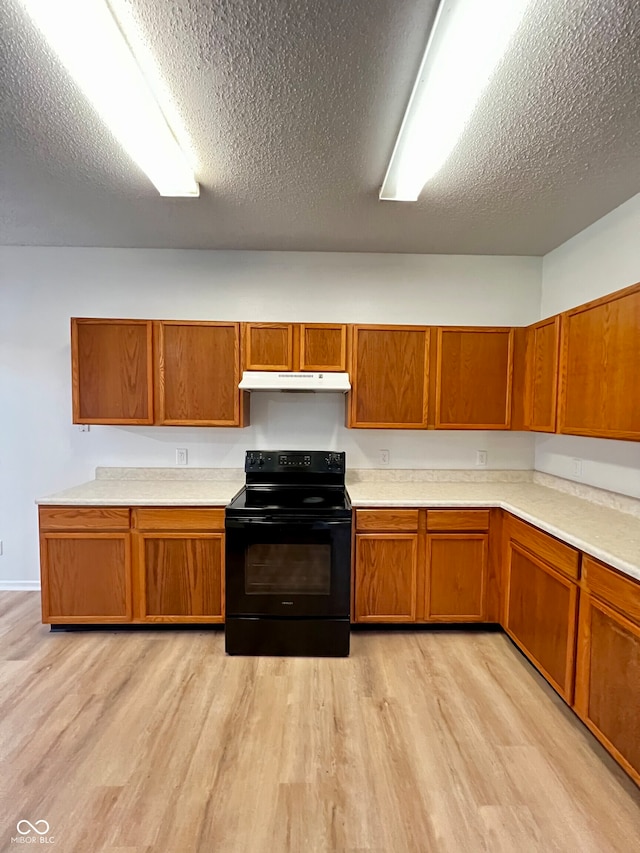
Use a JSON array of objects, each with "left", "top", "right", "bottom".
[{"left": 16, "top": 820, "right": 50, "bottom": 835}]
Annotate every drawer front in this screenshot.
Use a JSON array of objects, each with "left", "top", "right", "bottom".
[
  {"left": 583, "top": 556, "right": 640, "bottom": 625},
  {"left": 506, "top": 514, "right": 580, "bottom": 580},
  {"left": 39, "top": 506, "right": 130, "bottom": 531},
  {"left": 132, "top": 508, "right": 225, "bottom": 531},
  {"left": 427, "top": 510, "right": 490, "bottom": 531},
  {"left": 355, "top": 509, "right": 419, "bottom": 532}
]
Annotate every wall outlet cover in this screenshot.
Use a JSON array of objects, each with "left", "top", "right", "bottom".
[{"left": 176, "top": 448, "right": 188, "bottom": 465}]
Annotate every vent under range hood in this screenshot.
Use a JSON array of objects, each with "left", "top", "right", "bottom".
[{"left": 239, "top": 371, "right": 351, "bottom": 393}]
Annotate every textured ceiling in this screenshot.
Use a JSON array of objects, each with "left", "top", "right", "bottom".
[{"left": 1, "top": 0, "right": 639, "bottom": 254}]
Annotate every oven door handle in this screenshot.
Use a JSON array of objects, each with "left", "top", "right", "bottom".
[{"left": 225, "top": 517, "right": 349, "bottom": 529}]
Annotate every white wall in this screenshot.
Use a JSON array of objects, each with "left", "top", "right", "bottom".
[
  {"left": 536, "top": 194, "right": 640, "bottom": 497},
  {"left": 541, "top": 194, "right": 640, "bottom": 315},
  {"left": 0, "top": 247, "right": 540, "bottom": 583}
]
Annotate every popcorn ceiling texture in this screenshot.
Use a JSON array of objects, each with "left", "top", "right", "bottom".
[{"left": 1, "top": 0, "right": 638, "bottom": 253}]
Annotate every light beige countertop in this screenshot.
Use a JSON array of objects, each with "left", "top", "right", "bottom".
[
  {"left": 37, "top": 468, "right": 640, "bottom": 583},
  {"left": 37, "top": 467, "right": 245, "bottom": 509},
  {"left": 347, "top": 480, "right": 640, "bottom": 583}
]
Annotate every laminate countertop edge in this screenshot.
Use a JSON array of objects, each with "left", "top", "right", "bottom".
[
  {"left": 348, "top": 487, "right": 640, "bottom": 584},
  {"left": 37, "top": 481, "right": 640, "bottom": 584},
  {"left": 352, "top": 497, "right": 639, "bottom": 582}
]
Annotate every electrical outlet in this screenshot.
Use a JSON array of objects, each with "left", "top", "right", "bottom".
[
  {"left": 475, "top": 450, "right": 488, "bottom": 467},
  {"left": 572, "top": 458, "right": 583, "bottom": 477},
  {"left": 379, "top": 449, "right": 390, "bottom": 466},
  {"left": 176, "top": 448, "right": 188, "bottom": 466}
]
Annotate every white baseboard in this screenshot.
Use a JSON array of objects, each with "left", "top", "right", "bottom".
[{"left": 0, "top": 581, "right": 41, "bottom": 591}]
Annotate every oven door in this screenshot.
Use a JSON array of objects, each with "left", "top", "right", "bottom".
[{"left": 225, "top": 516, "right": 351, "bottom": 618}]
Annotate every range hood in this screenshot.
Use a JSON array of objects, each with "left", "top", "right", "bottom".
[{"left": 239, "top": 371, "right": 351, "bottom": 393}]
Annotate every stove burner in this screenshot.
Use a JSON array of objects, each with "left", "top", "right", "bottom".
[{"left": 303, "top": 496, "right": 324, "bottom": 504}]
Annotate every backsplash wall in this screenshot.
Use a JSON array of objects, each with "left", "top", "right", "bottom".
[{"left": 1, "top": 247, "right": 540, "bottom": 583}]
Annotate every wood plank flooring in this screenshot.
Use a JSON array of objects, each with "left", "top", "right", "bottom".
[{"left": 0, "top": 592, "right": 638, "bottom": 852}]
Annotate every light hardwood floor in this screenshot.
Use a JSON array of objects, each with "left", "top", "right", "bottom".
[{"left": 1, "top": 592, "right": 638, "bottom": 852}]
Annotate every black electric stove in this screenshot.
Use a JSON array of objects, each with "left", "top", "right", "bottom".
[{"left": 225, "top": 450, "right": 352, "bottom": 656}]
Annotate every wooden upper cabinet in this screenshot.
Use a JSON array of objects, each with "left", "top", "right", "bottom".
[
  {"left": 155, "top": 321, "right": 244, "bottom": 426},
  {"left": 71, "top": 319, "right": 153, "bottom": 424},
  {"left": 242, "top": 322, "right": 347, "bottom": 372},
  {"left": 524, "top": 316, "right": 560, "bottom": 432},
  {"left": 299, "top": 324, "right": 347, "bottom": 371},
  {"left": 243, "top": 323, "right": 294, "bottom": 370},
  {"left": 349, "top": 325, "right": 430, "bottom": 428},
  {"left": 558, "top": 282, "right": 640, "bottom": 440},
  {"left": 435, "top": 327, "right": 514, "bottom": 429}
]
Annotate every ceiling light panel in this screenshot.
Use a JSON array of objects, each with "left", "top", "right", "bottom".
[
  {"left": 380, "top": 0, "right": 530, "bottom": 201},
  {"left": 19, "top": 0, "right": 199, "bottom": 197}
]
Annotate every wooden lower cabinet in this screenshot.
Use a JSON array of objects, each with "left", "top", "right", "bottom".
[
  {"left": 354, "top": 509, "right": 490, "bottom": 624},
  {"left": 40, "top": 532, "right": 132, "bottom": 623},
  {"left": 132, "top": 508, "right": 225, "bottom": 623},
  {"left": 39, "top": 505, "right": 225, "bottom": 625},
  {"left": 426, "top": 534, "right": 488, "bottom": 621},
  {"left": 355, "top": 533, "right": 418, "bottom": 622},
  {"left": 133, "top": 533, "right": 224, "bottom": 622},
  {"left": 575, "top": 559, "right": 640, "bottom": 785},
  {"left": 504, "top": 540, "right": 578, "bottom": 703},
  {"left": 39, "top": 507, "right": 133, "bottom": 623}
]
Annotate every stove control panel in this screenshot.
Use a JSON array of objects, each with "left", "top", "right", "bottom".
[{"left": 245, "top": 450, "right": 345, "bottom": 474}]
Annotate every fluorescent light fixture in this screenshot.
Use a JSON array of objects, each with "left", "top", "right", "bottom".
[
  {"left": 19, "top": 0, "right": 199, "bottom": 197},
  {"left": 380, "top": 0, "right": 530, "bottom": 201}
]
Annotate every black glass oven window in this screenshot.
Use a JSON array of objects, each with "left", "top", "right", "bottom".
[{"left": 245, "top": 544, "right": 331, "bottom": 595}]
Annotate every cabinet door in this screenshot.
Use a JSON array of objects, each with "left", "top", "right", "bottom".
[
  {"left": 426, "top": 534, "right": 488, "bottom": 621},
  {"left": 435, "top": 328, "right": 513, "bottom": 428},
  {"left": 71, "top": 318, "right": 153, "bottom": 424},
  {"left": 155, "top": 321, "right": 243, "bottom": 426},
  {"left": 299, "top": 324, "right": 347, "bottom": 371},
  {"left": 558, "top": 282, "right": 640, "bottom": 440},
  {"left": 243, "top": 323, "right": 294, "bottom": 370},
  {"left": 355, "top": 534, "right": 418, "bottom": 622},
  {"left": 349, "top": 326, "right": 429, "bottom": 428},
  {"left": 575, "top": 595, "right": 640, "bottom": 786},
  {"left": 134, "top": 533, "right": 224, "bottom": 622},
  {"left": 504, "top": 541, "right": 578, "bottom": 702},
  {"left": 525, "top": 316, "right": 560, "bottom": 432},
  {"left": 40, "top": 533, "right": 132, "bottom": 623}
]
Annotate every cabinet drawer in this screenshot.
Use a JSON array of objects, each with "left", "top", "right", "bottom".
[
  {"left": 39, "top": 506, "right": 130, "bottom": 531},
  {"left": 356, "top": 509, "right": 419, "bottom": 532},
  {"left": 132, "top": 508, "right": 225, "bottom": 531},
  {"left": 583, "top": 556, "right": 640, "bottom": 625},
  {"left": 427, "top": 510, "right": 490, "bottom": 531},
  {"left": 506, "top": 515, "right": 580, "bottom": 580}
]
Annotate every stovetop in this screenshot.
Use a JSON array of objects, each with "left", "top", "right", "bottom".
[
  {"left": 227, "top": 485, "right": 351, "bottom": 516},
  {"left": 226, "top": 450, "right": 351, "bottom": 519}
]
